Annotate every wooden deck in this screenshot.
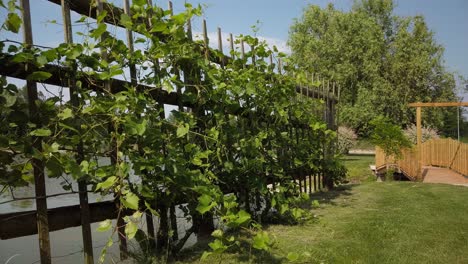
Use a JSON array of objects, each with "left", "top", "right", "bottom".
[
  {"left": 375, "top": 139, "right": 468, "bottom": 182},
  {"left": 422, "top": 166, "right": 468, "bottom": 186}
]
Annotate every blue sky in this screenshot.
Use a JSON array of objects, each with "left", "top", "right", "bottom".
[{"left": 0, "top": 0, "right": 467, "bottom": 97}]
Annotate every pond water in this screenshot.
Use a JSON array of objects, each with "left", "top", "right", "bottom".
[{"left": 0, "top": 159, "right": 196, "bottom": 264}]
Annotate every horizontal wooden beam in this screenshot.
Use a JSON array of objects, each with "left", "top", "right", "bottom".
[
  {"left": 408, "top": 102, "right": 468, "bottom": 107},
  {"left": 0, "top": 201, "right": 131, "bottom": 240},
  {"left": 0, "top": 53, "right": 182, "bottom": 106},
  {"left": 0, "top": 52, "right": 334, "bottom": 109}
]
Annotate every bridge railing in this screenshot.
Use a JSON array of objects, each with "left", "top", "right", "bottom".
[
  {"left": 422, "top": 138, "right": 468, "bottom": 176},
  {"left": 375, "top": 138, "right": 468, "bottom": 180}
]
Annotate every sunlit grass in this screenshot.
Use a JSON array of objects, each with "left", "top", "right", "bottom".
[
  {"left": 175, "top": 182, "right": 468, "bottom": 264},
  {"left": 342, "top": 154, "right": 375, "bottom": 183}
]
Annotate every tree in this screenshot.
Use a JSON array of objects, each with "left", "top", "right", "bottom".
[
  {"left": 288, "top": 0, "right": 458, "bottom": 136},
  {"left": 370, "top": 116, "right": 411, "bottom": 180}
]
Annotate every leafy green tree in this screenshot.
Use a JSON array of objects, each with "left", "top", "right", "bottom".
[
  {"left": 289, "top": 0, "right": 458, "bottom": 136},
  {"left": 370, "top": 116, "right": 411, "bottom": 179}
]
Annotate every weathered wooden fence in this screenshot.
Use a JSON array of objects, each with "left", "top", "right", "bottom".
[
  {"left": 376, "top": 138, "right": 468, "bottom": 180},
  {"left": 0, "top": 0, "right": 340, "bottom": 263}
]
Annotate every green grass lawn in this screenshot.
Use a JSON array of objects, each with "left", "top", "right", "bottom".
[
  {"left": 342, "top": 154, "right": 375, "bottom": 183},
  {"left": 176, "top": 182, "right": 468, "bottom": 264}
]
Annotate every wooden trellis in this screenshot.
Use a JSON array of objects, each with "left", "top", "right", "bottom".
[{"left": 0, "top": 0, "right": 340, "bottom": 263}]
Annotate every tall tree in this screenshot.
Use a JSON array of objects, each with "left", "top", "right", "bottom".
[{"left": 289, "top": 0, "right": 458, "bottom": 136}]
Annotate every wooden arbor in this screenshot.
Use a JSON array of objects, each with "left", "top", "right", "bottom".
[{"left": 408, "top": 102, "right": 468, "bottom": 179}]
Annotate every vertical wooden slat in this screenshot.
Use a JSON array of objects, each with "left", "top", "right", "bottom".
[
  {"left": 229, "top": 33, "right": 234, "bottom": 57},
  {"left": 95, "top": 0, "right": 128, "bottom": 259},
  {"left": 123, "top": 0, "right": 137, "bottom": 86},
  {"left": 278, "top": 58, "right": 282, "bottom": 75},
  {"left": 124, "top": 0, "right": 157, "bottom": 250},
  {"left": 416, "top": 106, "right": 422, "bottom": 180},
  {"left": 240, "top": 38, "right": 245, "bottom": 61},
  {"left": 61, "top": 1, "right": 94, "bottom": 263},
  {"left": 203, "top": 19, "right": 209, "bottom": 59},
  {"left": 20, "top": 0, "right": 51, "bottom": 263},
  {"left": 217, "top": 27, "right": 224, "bottom": 67}
]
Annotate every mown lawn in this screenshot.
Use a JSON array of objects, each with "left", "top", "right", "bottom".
[
  {"left": 342, "top": 154, "right": 375, "bottom": 183},
  {"left": 176, "top": 182, "right": 468, "bottom": 264}
]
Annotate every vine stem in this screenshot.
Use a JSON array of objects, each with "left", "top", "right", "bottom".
[{"left": 0, "top": 190, "right": 93, "bottom": 205}]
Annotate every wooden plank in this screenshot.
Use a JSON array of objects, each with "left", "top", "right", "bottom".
[
  {"left": 19, "top": 0, "right": 51, "bottom": 263},
  {"left": 416, "top": 106, "right": 422, "bottom": 180},
  {"left": 0, "top": 53, "right": 181, "bottom": 106},
  {"left": 408, "top": 102, "right": 468, "bottom": 107},
  {"left": 60, "top": 0, "right": 94, "bottom": 262},
  {"left": 0, "top": 201, "right": 126, "bottom": 240}
]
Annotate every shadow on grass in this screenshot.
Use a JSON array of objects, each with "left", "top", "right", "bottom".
[
  {"left": 308, "top": 184, "right": 356, "bottom": 206},
  {"left": 174, "top": 185, "right": 357, "bottom": 263}
]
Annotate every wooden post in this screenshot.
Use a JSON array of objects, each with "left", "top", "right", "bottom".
[
  {"left": 416, "top": 106, "right": 422, "bottom": 180},
  {"left": 217, "top": 27, "right": 224, "bottom": 67},
  {"left": 20, "top": 1, "right": 51, "bottom": 263},
  {"left": 240, "top": 38, "right": 245, "bottom": 61},
  {"left": 61, "top": 1, "right": 94, "bottom": 263},
  {"left": 229, "top": 33, "right": 234, "bottom": 57},
  {"left": 96, "top": 0, "right": 128, "bottom": 259},
  {"left": 203, "top": 19, "right": 209, "bottom": 59}
]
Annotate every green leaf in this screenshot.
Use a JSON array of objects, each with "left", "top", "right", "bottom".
[
  {"left": 45, "top": 156, "right": 63, "bottom": 178},
  {"left": 90, "top": 23, "right": 107, "bottom": 39},
  {"left": 200, "top": 251, "right": 212, "bottom": 261},
  {"left": 143, "top": 201, "right": 157, "bottom": 215},
  {"left": 125, "top": 221, "right": 138, "bottom": 240},
  {"left": 121, "top": 192, "right": 139, "bottom": 210},
  {"left": 132, "top": 0, "right": 146, "bottom": 6},
  {"left": 252, "top": 231, "right": 271, "bottom": 251},
  {"left": 96, "top": 10, "right": 107, "bottom": 23},
  {"left": 30, "top": 128, "right": 52, "bottom": 137},
  {"left": 235, "top": 210, "right": 251, "bottom": 225},
  {"left": 176, "top": 124, "right": 190, "bottom": 138},
  {"left": 211, "top": 229, "right": 223, "bottom": 239},
  {"left": 208, "top": 239, "right": 227, "bottom": 253},
  {"left": 27, "top": 71, "right": 52, "bottom": 81},
  {"left": 95, "top": 176, "right": 117, "bottom": 191},
  {"left": 58, "top": 108, "right": 73, "bottom": 120},
  {"left": 120, "top": 13, "right": 132, "bottom": 29},
  {"left": 287, "top": 252, "right": 299, "bottom": 262},
  {"left": 5, "top": 13, "right": 21, "bottom": 33},
  {"left": 135, "top": 119, "right": 147, "bottom": 136},
  {"left": 196, "top": 194, "right": 216, "bottom": 214},
  {"left": 1, "top": 91, "right": 16, "bottom": 107},
  {"left": 97, "top": 219, "right": 112, "bottom": 232}
]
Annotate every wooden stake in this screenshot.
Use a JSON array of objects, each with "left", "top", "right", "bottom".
[
  {"left": 203, "top": 19, "right": 209, "bottom": 59},
  {"left": 62, "top": 0, "right": 94, "bottom": 262},
  {"left": 416, "top": 106, "right": 422, "bottom": 180},
  {"left": 229, "top": 33, "right": 234, "bottom": 57},
  {"left": 217, "top": 27, "right": 224, "bottom": 67},
  {"left": 20, "top": 1, "right": 51, "bottom": 263},
  {"left": 124, "top": 0, "right": 137, "bottom": 86},
  {"left": 96, "top": 0, "right": 128, "bottom": 259}
]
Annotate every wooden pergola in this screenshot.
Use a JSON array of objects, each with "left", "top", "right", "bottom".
[{"left": 408, "top": 102, "right": 468, "bottom": 178}]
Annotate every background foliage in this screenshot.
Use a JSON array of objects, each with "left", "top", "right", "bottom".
[{"left": 289, "top": 0, "right": 461, "bottom": 137}]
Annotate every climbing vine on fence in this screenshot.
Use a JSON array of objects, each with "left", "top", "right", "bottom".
[{"left": 0, "top": 0, "right": 345, "bottom": 261}]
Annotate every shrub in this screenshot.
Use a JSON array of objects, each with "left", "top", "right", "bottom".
[
  {"left": 337, "top": 126, "right": 357, "bottom": 154},
  {"left": 404, "top": 124, "right": 440, "bottom": 144}
]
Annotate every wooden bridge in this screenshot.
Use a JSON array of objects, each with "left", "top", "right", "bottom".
[{"left": 375, "top": 138, "right": 468, "bottom": 184}]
